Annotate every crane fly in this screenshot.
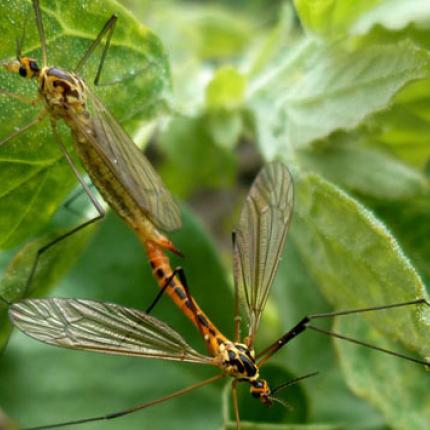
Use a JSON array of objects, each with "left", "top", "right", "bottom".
[
  {"left": 0, "top": 0, "right": 180, "bottom": 303},
  {"left": 9, "top": 161, "right": 430, "bottom": 429}
]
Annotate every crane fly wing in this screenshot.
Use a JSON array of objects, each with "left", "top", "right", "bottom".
[
  {"left": 71, "top": 90, "right": 181, "bottom": 232},
  {"left": 233, "top": 162, "right": 294, "bottom": 345},
  {"left": 9, "top": 298, "right": 213, "bottom": 365}
]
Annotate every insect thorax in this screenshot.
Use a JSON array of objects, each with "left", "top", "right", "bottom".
[
  {"left": 218, "top": 342, "right": 259, "bottom": 380},
  {"left": 39, "top": 66, "right": 88, "bottom": 118}
]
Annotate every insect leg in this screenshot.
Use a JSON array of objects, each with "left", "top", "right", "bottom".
[
  {"left": 145, "top": 268, "right": 181, "bottom": 314},
  {"left": 32, "top": 0, "right": 48, "bottom": 66},
  {"left": 23, "top": 122, "right": 106, "bottom": 297},
  {"left": 51, "top": 121, "right": 105, "bottom": 217},
  {"left": 0, "top": 295, "right": 11, "bottom": 307},
  {"left": 0, "top": 88, "right": 40, "bottom": 106},
  {"left": 232, "top": 231, "right": 242, "bottom": 343},
  {"left": 257, "top": 299, "right": 430, "bottom": 367},
  {"left": 0, "top": 111, "right": 47, "bottom": 147},
  {"left": 231, "top": 380, "right": 241, "bottom": 430},
  {"left": 23, "top": 374, "right": 224, "bottom": 430},
  {"left": 63, "top": 183, "right": 96, "bottom": 217},
  {"left": 73, "top": 15, "right": 118, "bottom": 85}
]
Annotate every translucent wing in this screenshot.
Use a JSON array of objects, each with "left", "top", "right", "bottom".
[
  {"left": 70, "top": 90, "right": 181, "bottom": 232},
  {"left": 9, "top": 298, "right": 213, "bottom": 365},
  {"left": 233, "top": 162, "right": 294, "bottom": 345}
]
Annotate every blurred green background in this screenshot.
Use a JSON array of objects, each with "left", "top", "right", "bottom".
[{"left": 1, "top": 0, "right": 430, "bottom": 429}]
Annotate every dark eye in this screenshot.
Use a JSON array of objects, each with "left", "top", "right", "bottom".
[
  {"left": 19, "top": 66, "right": 27, "bottom": 77},
  {"left": 29, "top": 60, "right": 39, "bottom": 72}
]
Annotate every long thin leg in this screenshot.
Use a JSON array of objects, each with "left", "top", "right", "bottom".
[
  {"left": 257, "top": 299, "right": 430, "bottom": 367},
  {"left": 74, "top": 15, "right": 117, "bottom": 85},
  {"left": 231, "top": 380, "right": 241, "bottom": 430},
  {"left": 307, "top": 325, "right": 430, "bottom": 366},
  {"left": 0, "top": 88, "right": 39, "bottom": 106},
  {"left": 145, "top": 268, "right": 181, "bottom": 314},
  {"left": 23, "top": 122, "right": 106, "bottom": 297},
  {"left": 24, "top": 374, "right": 224, "bottom": 430},
  {"left": 232, "top": 232, "right": 241, "bottom": 343},
  {"left": 63, "top": 183, "right": 96, "bottom": 217},
  {"left": 73, "top": 13, "right": 156, "bottom": 89},
  {"left": 0, "top": 112, "right": 47, "bottom": 147},
  {"left": 0, "top": 296, "right": 11, "bottom": 306},
  {"left": 32, "top": 0, "right": 47, "bottom": 66},
  {"left": 51, "top": 122, "right": 104, "bottom": 216}
]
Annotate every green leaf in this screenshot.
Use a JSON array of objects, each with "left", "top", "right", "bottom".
[
  {"left": 128, "top": 2, "right": 255, "bottom": 61},
  {"left": 294, "top": 0, "right": 379, "bottom": 39},
  {"left": 206, "top": 66, "right": 246, "bottom": 111},
  {"left": 0, "top": 207, "right": 233, "bottom": 429},
  {"left": 0, "top": 0, "right": 170, "bottom": 249},
  {"left": 262, "top": 239, "right": 386, "bottom": 427},
  {"left": 249, "top": 39, "right": 430, "bottom": 155},
  {"left": 367, "top": 194, "right": 430, "bottom": 289},
  {"left": 298, "top": 137, "right": 429, "bottom": 200},
  {"left": 246, "top": 4, "right": 296, "bottom": 78},
  {"left": 124, "top": 1, "right": 255, "bottom": 115},
  {"left": 294, "top": 0, "right": 430, "bottom": 40},
  {"left": 0, "top": 219, "right": 96, "bottom": 351},
  {"left": 204, "top": 66, "right": 246, "bottom": 150},
  {"left": 206, "top": 110, "right": 244, "bottom": 150},
  {"left": 350, "top": 0, "right": 430, "bottom": 36},
  {"left": 224, "top": 424, "right": 342, "bottom": 430},
  {"left": 365, "top": 79, "right": 430, "bottom": 168},
  {"left": 292, "top": 173, "right": 430, "bottom": 361},
  {"left": 335, "top": 317, "right": 430, "bottom": 430},
  {"left": 159, "top": 116, "right": 237, "bottom": 197}
]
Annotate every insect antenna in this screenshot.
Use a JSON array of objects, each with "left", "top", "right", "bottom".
[
  {"left": 15, "top": 37, "right": 23, "bottom": 60},
  {"left": 270, "top": 371, "right": 319, "bottom": 396},
  {"left": 15, "top": 6, "right": 32, "bottom": 60},
  {"left": 268, "top": 396, "right": 292, "bottom": 410},
  {"left": 265, "top": 372, "right": 319, "bottom": 411}
]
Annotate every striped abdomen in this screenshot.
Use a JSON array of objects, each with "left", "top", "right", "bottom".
[
  {"left": 145, "top": 240, "right": 228, "bottom": 355},
  {"left": 69, "top": 122, "right": 176, "bottom": 253}
]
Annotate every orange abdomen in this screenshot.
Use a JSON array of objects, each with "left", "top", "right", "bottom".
[{"left": 144, "top": 241, "right": 228, "bottom": 355}]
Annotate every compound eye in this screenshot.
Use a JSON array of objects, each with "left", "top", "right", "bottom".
[
  {"left": 19, "top": 66, "right": 27, "bottom": 77},
  {"left": 29, "top": 60, "right": 39, "bottom": 72},
  {"left": 254, "top": 380, "right": 264, "bottom": 388}
]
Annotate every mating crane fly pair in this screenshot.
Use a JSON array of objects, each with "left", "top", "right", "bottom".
[{"left": 1, "top": 1, "right": 430, "bottom": 429}]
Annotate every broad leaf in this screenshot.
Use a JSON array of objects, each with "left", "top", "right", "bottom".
[
  {"left": 294, "top": 0, "right": 430, "bottom": 39},
  {"left": 249, "top": 39, "right": 430, "bottom": 156},
  {"left": 351, "top": 0, "right": 430, "bottom": 36},
  {"left": 298, "top": 138, "right": 429, "bottom": 200},
  {"left": 0, "top": 0, "right": 170, "bottom": 248},
  {"left": 293, "top": 173, "right": 430, "bottom": 360},
  {"left": 335, "top": 317, "right": 430, "bottom": 430}
]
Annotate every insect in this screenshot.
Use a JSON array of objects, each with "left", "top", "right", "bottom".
[
  {"left": 0, "top": 0, "right": 180, "bottom": 301},
  {"left": 9, "top": 161, "right": 430, "bottom": 429}
]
